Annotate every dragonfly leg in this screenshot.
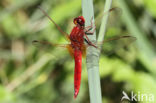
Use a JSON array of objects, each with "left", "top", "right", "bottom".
[
  {"left": 84, "top": 17, "right": 96, "bottom": 35},
  {"left": 85, "top": 17, "right": 93, "bottom": 29},
  {"left": 84, "top": 34, "right": 97, "bottom": 48},
  {"left": 85, "top": 26, "right": 96, "bottom": 35}
]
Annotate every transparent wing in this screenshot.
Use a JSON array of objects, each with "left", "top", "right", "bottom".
[
  {"left": 32, "top": 40, "right": 75, "bottom": 58},
  {"left": 98, "top": 35, "right": 136, "bottom": 57},
  {"left": 32, "top": 40, "right": 68, "bottom": 49},
  {"left": 32, "top": 40, "right": 69, "bottom": 53},
  {"left": 38, "top": 6, "right": 70, "bottom": 41},
  {"left": 95, "top": 7, "right": 122, "bottom": 27},
  {"left": 102, "top": 35, "right": 136, "bottom": 43}
]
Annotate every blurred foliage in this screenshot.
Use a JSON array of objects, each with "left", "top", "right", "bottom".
[{"left": 0, "top": 0, "right": 156, "bottom": 103}]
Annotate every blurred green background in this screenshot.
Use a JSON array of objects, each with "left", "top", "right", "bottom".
[{"left": 0, "top": 0, "right": 156, "bottom": 103}]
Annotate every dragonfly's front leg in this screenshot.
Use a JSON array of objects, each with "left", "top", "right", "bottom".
[
  {"left": 84, "top": 17, "right": 96, "bottom": 35},
  {"left": 85, "top": 26, "right": 96, "bottom": 35}
]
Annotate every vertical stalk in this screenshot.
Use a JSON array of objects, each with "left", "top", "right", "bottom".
[
  {"left": 97, "top": 0, "right": 112, "bottom": 42},
  {"left": 82, "top": 0, "right": 102, "bottom": 103},
  {"left": 82, "top": 0, "right": 112, "bottom": 103}
]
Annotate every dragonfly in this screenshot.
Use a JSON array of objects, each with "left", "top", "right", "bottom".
[{"left": 33, "top": 7, "right": 136, "bottom": 98}]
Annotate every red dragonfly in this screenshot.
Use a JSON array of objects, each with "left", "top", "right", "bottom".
[{"left": 33, "top": 7, "right": 135, "bottom": 98}]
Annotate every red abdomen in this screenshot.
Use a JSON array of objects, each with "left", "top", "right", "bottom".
[{"left": 74, "top": 49, "right": 82, "bottom": 98}]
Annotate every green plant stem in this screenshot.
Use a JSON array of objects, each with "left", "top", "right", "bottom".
[
  {"left": 98, "top": 0, "right": 112, "bottom": 42},
  {"left": 82, "top": 0, "right": 102, "bottom": 103},
  {"left": 82, "top": 0, "right": 112, "bottom": 102}
]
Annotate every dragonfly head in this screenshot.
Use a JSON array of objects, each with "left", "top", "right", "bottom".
[{"left": 74, "top": 16, "right": 85, "bottom": 27}]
